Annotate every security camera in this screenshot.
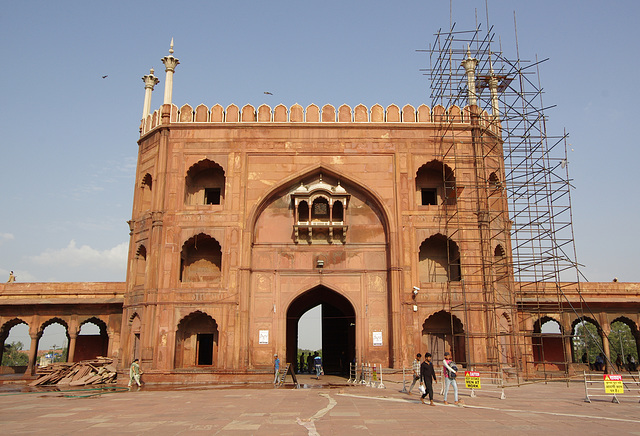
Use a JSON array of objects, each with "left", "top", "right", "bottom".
[{"left": 412, "top": 286, "right": 420, "bottom": 295}]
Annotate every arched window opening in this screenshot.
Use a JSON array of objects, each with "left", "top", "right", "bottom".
[
  {"left": 311, "top": 197, "right": 330, "bottom": 222},
  {"left": 184, "top": 160, "right": 225, "bottom": 206},
  {"left": 609, "top": 318, "right": 639, "bottom": 371},
  {"left": 298, "top": 201, "right": 309, "bottom": 222},
  {"left": 141, "top": 173, "right": 153, "bottom": 211},
  {"left": 416, "top": 160, "right": 456, "bottom": 206},
  {"left": 533, "top": 317, "right": 565, "bottom": 369},
  {"left": 75, "top": 318, "right": 108, "bottom": 362},
  {"left": 129, "top": 314, "right": 141, "bottom": 361},
  {"left": 180, "top": 234, "right": 222, "bottom": 283},
  {"left": 174, "top": 311, "right": 219, "bottom": 368},
  {"left": 0, "top": 320, "right": 30, "bottom": 369},
  {"left": 498, "top": 313, "right": 512, "bottom": 365},
  {"left": 38, "top": 320, "right": 69, "bottom": 365},
  {"left": 332, "top": 200, "right": 344, "bottom": 222},
  {"left": 419, "top": 234, "right": 461, "bottom": 282},
  {"left": 571, "top": 318, "right": 603, "bottom": 367},
  {"left": 488, "top": 172, "right": 501, "bottom": 190},
  {"left": 494, "top": 244, "right": 508, "bottom": 284},
  {"left": 135, "top": 245, "right": 147, "bottom": 287}
]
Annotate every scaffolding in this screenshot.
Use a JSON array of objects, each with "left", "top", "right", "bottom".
[{"left": 421, "top": 19, "right": 585, "bottom": 380}]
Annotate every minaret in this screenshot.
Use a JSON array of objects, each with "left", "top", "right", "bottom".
[
  {"left": 461, "top": 46, "right": 479, "bottom": 106},
  {"left": 486, "top": 53, "right": 501, "bottom": 118},
  {"left": 141, "top": 68, "right": 159, "bottom": 119},
  {"left": 161, "top": 38, "right": 180, "bottom": 105}
]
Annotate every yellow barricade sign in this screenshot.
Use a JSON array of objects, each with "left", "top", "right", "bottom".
[
  {"left": 603, "top": 374, "right": 624, "bottom": 394},
  {"left": 465, "top": 371, "right": 481, "bottom": 389}
]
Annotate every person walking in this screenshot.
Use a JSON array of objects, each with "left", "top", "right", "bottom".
[
  {"left": 313, "top": 351, "right": 323, "bottom": 379},
  {"left": 407, "top": 353, "right": 422, "bottom": 394},
  {"left": 128, "top": 358, "right": 142, "bottom": 388},
  {"left": 420, "top": 352, "right": 437, "bottom": 405},
  {"left": 273, "top": 354, "right": 280, "bottom": 385},
  {"left": 442, "top": 351, "right": 460, "bottom": 405}
]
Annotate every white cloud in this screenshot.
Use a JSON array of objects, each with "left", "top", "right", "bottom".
[
  {"left": 0, "top": 233, "right": 15, "bottom": 245},
  {"left": 30, "top": 240, "right": 128, "bottom": 271}
]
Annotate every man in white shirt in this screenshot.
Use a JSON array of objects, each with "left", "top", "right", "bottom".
[{"left": 408, "top": 353, "right": 422, "bottom": 393}]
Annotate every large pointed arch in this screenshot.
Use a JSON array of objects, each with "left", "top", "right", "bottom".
[
  {"left": 286, "top": 285, "right": 356, "bottom": 374},
  {"left": 247, "top": 164, "right": 393, "bottom": 244}
]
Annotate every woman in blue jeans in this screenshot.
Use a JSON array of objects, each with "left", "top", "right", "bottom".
[{"left": 442, "top": 351, "right": 461, "bottom": 405}]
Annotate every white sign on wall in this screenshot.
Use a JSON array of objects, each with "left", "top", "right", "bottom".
[
  {"left": 259, "top": 330, "right": 269, "bottom": 345},
  {"left": 372, "top": 331, "right": 383, "bottom": 346}
]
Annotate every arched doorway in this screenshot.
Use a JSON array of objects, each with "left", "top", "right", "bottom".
[
  {"left": 421, "top": 311, "right": 465, "bottom": 365},
  {"left": 74, "top": 317, "right": 108, "bottom": 362},
  {"left": 533, "top": 317, "right": 565, "bottom": 370},
  {"left": 286, "top": 286, "right": 355, "bottom": 375},
  {"left": 174, "top": 311, "right": 219, "bottom": 368}
]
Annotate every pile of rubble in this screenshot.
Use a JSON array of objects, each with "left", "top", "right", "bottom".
[{"left": 30, "top": 357, "right": 117, "bottom": 386}]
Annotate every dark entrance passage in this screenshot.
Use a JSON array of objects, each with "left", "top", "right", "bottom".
[
  {"left": 197, "top": 333, "right": 214, "bottom": 365},
  {"left": 287, "top": 286, "right": 355, "bottom": 375}
]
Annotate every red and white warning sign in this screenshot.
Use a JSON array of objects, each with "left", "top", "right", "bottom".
[{"left": 603, "top": 374, "right": 624, "bottom": 394}]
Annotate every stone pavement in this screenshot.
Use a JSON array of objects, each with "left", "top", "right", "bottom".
[{"left": 1, "top": 374, "right": 639, "bottom": 435}]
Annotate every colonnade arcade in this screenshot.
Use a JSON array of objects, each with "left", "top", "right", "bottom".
[
  {"left": 531, "top": 313, "right": 640, "bottom": 370},
  {"left": 0, "top": 314, "right": 115, "bottom": 375}
]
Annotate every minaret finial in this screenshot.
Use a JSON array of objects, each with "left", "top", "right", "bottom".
[
  {"left": 141, "top": 67, "right": 160, "bottom": 119},
  {"left": 461, "top": 45, "right": 479, "bottom": 106},
  {"left": 161, "top": 39, "right": 180, "bottom": 105}
]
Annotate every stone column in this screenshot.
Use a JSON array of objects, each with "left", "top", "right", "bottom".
[
  {"left": 461, "top": 47, "right": 479, "bottom": 106},
  {"left": 141, "top": 68, "right": 159, "bottom": 119},
  {"left": 487, "top": 72, "right": 500, "bottom": 118},
  {"left": 67, "top": 334, "right": 77, "bottom": 363},
  {"left": 601, "top": 320, "right": 611, "bottom": 371},
  {"left": 161, "top": 39, "right": 180, "bottom": 105},
  {"left": 26, "top": 335, "right": 38, "bottom": 375}
]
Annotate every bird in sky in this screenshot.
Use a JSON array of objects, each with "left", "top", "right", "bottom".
[
  {"left": 264, "top": 91, "right": 273, "bottom": 95},
  {"left": 102, "top": 75, "right": 108, "bottom": 79}
]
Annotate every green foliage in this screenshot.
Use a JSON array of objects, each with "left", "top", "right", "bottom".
[
  {"left": 52, "top": 347, "right": 68, "bottom": 363},
  {"left": 572, "top": 322, "right": 603, "bottom": 363},
  {"left": 295, "top": 348, "right": 322, "bottom": 371},
  {"left": 609, "top": 321, "right": 638, "bottom": 363},
  {"left": 2, "top": 341, "right": 29, "bottom": 366}
]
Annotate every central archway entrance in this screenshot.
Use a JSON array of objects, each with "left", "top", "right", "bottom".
[{"left": 286, "top": 286, "right": 355, "bottom": 375}]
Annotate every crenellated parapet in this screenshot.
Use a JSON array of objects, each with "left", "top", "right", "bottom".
[{"left": 140, "top": 103, "right": 501, "bottom": 136}]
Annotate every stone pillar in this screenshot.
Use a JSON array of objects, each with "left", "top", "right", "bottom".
[
  {"left": 601, "top": 321, "right": 611, "bottom": 371},
  {"left": 67, "top": 334, "right": 77, "bottom": 363},
  {"left": 461, "top": 47, "right": 479, "bottom": 106},
  {"left": 487, "top": 72, "right": 500, "bottom": 118},
  {"left": 161, "top": 39, "right": 180, "bottom": 105},
  {"left": 141, "top": 68, "right": 159, "bottom": 119},
  {"left": 26, "top": 335, "right": 38, "bottom": 375}
]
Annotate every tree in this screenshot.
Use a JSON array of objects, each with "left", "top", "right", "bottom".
[
  {"left": 572, "top": 322, "right": 603, "bottom": 363},
  {"left": 609, "top": 321, "right": 638, "bottom": 363},
  {"left": 2, "top": 341, "right": 29, "bottom": 366}
]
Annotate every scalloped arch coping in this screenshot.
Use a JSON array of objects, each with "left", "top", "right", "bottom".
[{"left": 140, "top": 103, "right": 483, "bottom": 135}]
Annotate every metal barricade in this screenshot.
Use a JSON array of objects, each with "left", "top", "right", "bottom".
[
  {"left": 583, "top": 371, "right": 640, "bottom": 403},
  {"left": 439, "top": 368, "right": 506, "bottom": 400},
  {"left": 348, "top": 362, "right": 386, "bottom": 388}
]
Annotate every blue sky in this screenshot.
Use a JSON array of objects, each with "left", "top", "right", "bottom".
[{"left": 1, "top": 1, "right": 639, "bottom": 348}]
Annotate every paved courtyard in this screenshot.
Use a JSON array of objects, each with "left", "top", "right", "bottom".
[{"left": 1, "top": 374, "right": 639, "bottom": 435}]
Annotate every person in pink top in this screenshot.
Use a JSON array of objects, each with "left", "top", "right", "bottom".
[{"left": 442, "top": 351, "right": 461, "bottom": 405}]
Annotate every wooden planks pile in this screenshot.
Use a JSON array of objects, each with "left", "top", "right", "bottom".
[{"left": 30, "top": 357, "right": 117, "bottom": 386}]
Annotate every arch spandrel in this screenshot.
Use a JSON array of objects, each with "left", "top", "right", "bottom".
[{"left": 252, "top": 169, "right": 387, "bottom": 245}]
